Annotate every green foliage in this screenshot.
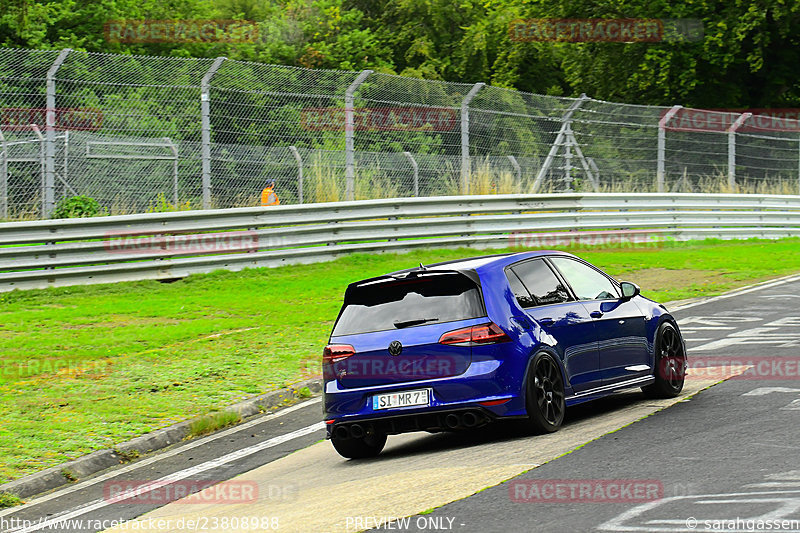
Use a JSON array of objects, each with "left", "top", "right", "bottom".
[
  {"left": 51, "top": 195, "right": 104, "bottom": 219},
  {"left": 188, "top": 410, "right": 242, "bottom": 438},
  {"left": 3, "top": 1, "right": 800, "bottom": 113},
  {"left": 0, "top": 491, "right": 23, "bottom": 508},
  {"left": 146, "top": 193, "right": 194, "bottom": 213}
]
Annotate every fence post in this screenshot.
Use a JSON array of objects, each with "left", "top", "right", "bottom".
[
  {"left": 0, "top": 128, "right": 6, "bottom": 219},
  {"left": 403, "top": 151, "right": 419, "bottom": 196},
  {"left": 533, "top": 94, "right": 588, "bottom": 192},
  {"left": 289, "top": 146, "right": 303, "bottom": 203},
  {"left": 164, "top": 137, "right": 179, "bottom": 206},
  {"left": 564, "top": 122, "right": 574, "bottom": 190},
  {"left": 507, "top": 155, "right": 521, "bottom": 187},
  {"left": 727, "top": 112, "right": 751, "bottom": 191},
  {"left": 345, "top": 70, "right": 373, "bottom": 201},
  {"left": 63, "top": 130, "right": 69, "bottom": 188},
  {"left": 44, "top": 49, "right": 71, "bottom": 217},
  {"left": 656, "top": 105, "right": 682, "bottom": 193},
  {"left": 460, "top": 83, "right": 485, "bottom": 195},
  {"left": 30, "top": 125, "right": 45, "bottom": 213},
  {"left": 201, "top": 57, "right": 226, "bottom": 209}
]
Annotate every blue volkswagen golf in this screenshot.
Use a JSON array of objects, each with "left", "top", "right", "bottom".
[{"left": 323, "top": 251, "right": 687, "bottom": 459}]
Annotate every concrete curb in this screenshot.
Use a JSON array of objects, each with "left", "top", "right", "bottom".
[{"left": 0, "top": 377, "right": 323, "bottom": 501}]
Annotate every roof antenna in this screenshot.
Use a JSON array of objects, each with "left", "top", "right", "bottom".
[{"left": 418, "top": 262, "right": 427, "bottom": 270}]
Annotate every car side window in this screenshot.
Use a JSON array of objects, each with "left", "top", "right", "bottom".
[
  {"left": 549, "top": 257, "right": 620, "bottom": 301},
  {"left": 510, "top": 259, "right": 572, "bottom": 307},
  {"left": 505, "top": 269, "right": 536, "bottom": 308}
]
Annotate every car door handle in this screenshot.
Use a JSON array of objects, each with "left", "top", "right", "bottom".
[
  {"left": 538, "top": 318, "right": 555, "bottom": 326},
  {"left": 590, "top": 311, "right": 604, "bottom": 318}
]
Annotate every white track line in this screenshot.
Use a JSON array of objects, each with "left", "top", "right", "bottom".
[
  {"left": 7, "top": 421, "right": 325, "bottom": 533},
  {"left": 0, "top": 398, "right": 321, "bottom": 519},
  {"left": 670, "top": 273, "right": 800, "bottom": 312}
]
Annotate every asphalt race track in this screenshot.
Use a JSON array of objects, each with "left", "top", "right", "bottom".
[{"left": 3, "top": 274, "right": 800, "bottom": 533}]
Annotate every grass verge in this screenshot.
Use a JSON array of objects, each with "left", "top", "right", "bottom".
[
  {"left": 0, "top": 491, "right": 23, "bottom": 508},
  {"left": 1, "top": 237, "right": 800, "bottom": 484},
  {"left": 188, "top": 411, "right": 242, "bottom": 438}
]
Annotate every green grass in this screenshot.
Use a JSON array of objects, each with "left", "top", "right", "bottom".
[
  {"left": 0, "top": 491, "right": 23, "bottom": 508},
  {"left": 2, "top": 237, "right": 800, "bottom": 484},
  {"left": 188, "top": 411, "right": 242, "bottom": 438}
]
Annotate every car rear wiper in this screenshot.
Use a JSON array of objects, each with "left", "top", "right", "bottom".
[{"left": 393, "top": 317, "right": 439, "bottom": 329}]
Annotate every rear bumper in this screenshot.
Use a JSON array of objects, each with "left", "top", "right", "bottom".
[
  {"left": 327, "top": 406, "right": 512, "bottom": 439},
  {"left": 323, "top": 359, "right": 528, "bottom": 433}
]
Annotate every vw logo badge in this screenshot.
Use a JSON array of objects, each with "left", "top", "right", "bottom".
[{"left": 388, "top": 340, "right": 403, "bottom": 356}]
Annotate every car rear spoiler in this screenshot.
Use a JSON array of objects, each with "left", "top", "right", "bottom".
[{"left": 343, "top": 268, "right": 482, "bottom": 301}]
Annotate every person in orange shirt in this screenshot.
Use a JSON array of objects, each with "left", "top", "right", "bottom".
[{"left": 261, "top": 179, "right": 280, "bottom": 206}]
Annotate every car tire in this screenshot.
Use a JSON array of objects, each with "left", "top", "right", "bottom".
[
  {"left": 524, "top": 352, "right": 566, "bottom": 433},
  {"left": 331, "top": 430, "right": 387, "bottom": 459},
  {"left": 642, "top": 321, "right": 687, "bottom": 399}
]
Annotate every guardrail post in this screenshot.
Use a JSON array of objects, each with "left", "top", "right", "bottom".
[
  {"left": 44, "top": 49, "right": 71, "bottom": 217},
  {"left": 460, "top": 82, "right": 485, "bottom": 195},
  {"left": 345, "top": 70, "right": 373, "bottom": 201},
  {"left": 533, "top": 94, "right": 588, "bottom": 192},
  {"left": 0, "top": 128, "right": 6, "bottom": 219},
  {"left": 727, "top": 112, "right": 751, "bottom": 191},
  {"left": 656, "top": 105, "right": 682, "bottom": 193},
  {"left": 403, "top": 151, "right": 419, "bottom": 197},
  {"left": 201, "top": 57, "right": 226, "bottom": 209},
  {"left": 289, "top": 146, "right": 303, "bottom": 203}
]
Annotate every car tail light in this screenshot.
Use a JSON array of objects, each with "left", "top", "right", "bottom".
[
  {"left": 323, "top": 344, "right": 355, "bottom": 364},
  {"left": 471, "top": 322, "right": 511, "bottom": 344},
  {"left": 439, "top": 322, "right": 510, "bottom": 346},
  {"left": 479, "top": 398, "right": 511, "bottom": 407}
]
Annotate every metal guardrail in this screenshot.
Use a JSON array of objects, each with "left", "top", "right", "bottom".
[{"left": 1, "top": 193, "right": 799, "bottom": 292}]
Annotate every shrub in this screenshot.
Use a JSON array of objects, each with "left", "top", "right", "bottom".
[{"left": 52, "top": 196, "right": 104, "bottom": 219}]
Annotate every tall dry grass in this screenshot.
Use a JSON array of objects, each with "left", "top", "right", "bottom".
[{"left": 303, "top": 155, "right": 399, "bottom": 203}]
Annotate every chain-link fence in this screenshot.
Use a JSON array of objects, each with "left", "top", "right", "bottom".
[{"left": 2, "top": 47, "right": 800, "bottom": 220}]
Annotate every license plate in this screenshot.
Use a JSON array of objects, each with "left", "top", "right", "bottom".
[{"left": 372, "top": 389, "right": 430, "bottom": 410}]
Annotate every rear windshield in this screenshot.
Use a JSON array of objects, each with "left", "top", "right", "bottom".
[{"left": 332, "top": 272, "right": 485, "bottom": 336}]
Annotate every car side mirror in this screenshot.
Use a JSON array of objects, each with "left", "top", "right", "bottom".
[{"left": 620, "top": 281, "right": 640, "bottom": 301}]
